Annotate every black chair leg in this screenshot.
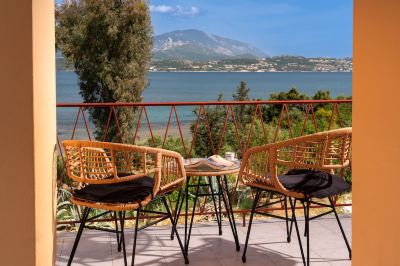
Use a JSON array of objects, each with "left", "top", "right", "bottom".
[
  {"left": 289, "top": 198, "right": 306, "bottom": 266},
  {"left": 170, "top": 188, "right": 183, "bottom": 240},
  {"left": 186, "top": 177, "right": 201, "bottom": 253},
  {"left": 305, "top": 200, "right": 310, "bottom": 266},
  {"left": 131, "top": 209, "right": 140, "bottom": 266},
  {"left": 162, "top": 197, "right": 189, "bottom": 264},
  {"left": 114, "top": 211, "right": 122, "bottom": 252},
  {"left": 328, "top": 197, "right": 352, "bottom": 259},
  {"left": 242, "top": 189, "right": 261, "bottom": 263},
  {"left": 67, "top": 207, "right": 90, "bottom": 266},
  {"left": 302, "top": 201, "right": 308, "bottom": 237},
  {"left": 285, "top": 197, "right": 295, "bottom": 243},
  {"left": 184, "top": 177, "right": 189, "bottom": 255},
  {"left": 119, "top": 211, "right": 127, "bottom": 266},
  {"left": 284, "top": 196, "right": 292, "bottom": 242}
]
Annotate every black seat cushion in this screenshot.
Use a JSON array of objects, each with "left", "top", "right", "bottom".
[
  {"left": 278, "top": 169, "right": 351, "bottom": 198},
  {"left": 73, "top": 176, "right": 154, "bottom": 203}
]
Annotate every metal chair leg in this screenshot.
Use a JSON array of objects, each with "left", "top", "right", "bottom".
[
  {"left": 288, "top": 199, "right": 295, "bottom": 243},
  {"left": 305, "top": 200, "right": 310, "bottom": 266},
  {"left": 289, "top": 198, "right": 306, "bottom": 266},
  {"left": 162, "top": 197, "right": 189, "bottom": 264},
  {"left": 328, "top": 197, "right": 352, "bottom": 259},
  {"left": 114, "top": 211, "right": 122, "bottom": 252},
  {"left": 284, "top": 196, "right": 295, "bottom": 243},
  {"left": 170, "top": 188, "right": 183, "bottom": 240},
  {"left": 242, "top": 189, "right": 261, "bottom": 263},
  {"left": 67, "top": 207, "right": 90, "bottom": 266},
  {"left": 302, "top": 201, "right": 308, "bottom": 237},
  {"left": 131, "top": 209, "right": 140, "bottom": 266},
  {"left": 119, "top": 211, "right": 127, "bottom": 266},
  {"left": 184, "top": 177, "right": 189, "bottom": 255},
  {"left": 284, "top": 196, "right": 292, "bottom": 242},
  {"left": 186, "top": 177, "right": 201, "bottom": 253}
]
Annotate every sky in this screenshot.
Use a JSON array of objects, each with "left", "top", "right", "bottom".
[{"left": 149, "top": 0, "right": 353, "bottom": 58}]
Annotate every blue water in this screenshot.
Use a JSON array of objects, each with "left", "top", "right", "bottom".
[
  {"left": 58, "top": 71, "right": 351, "bottom": 102},
  {"left": 57, "top": 71, "right": 351, "bottom": 129}
]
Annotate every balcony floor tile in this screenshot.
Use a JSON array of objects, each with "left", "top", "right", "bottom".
[{"left": 56, "top": 215, "right": 351, "bottom": 266}]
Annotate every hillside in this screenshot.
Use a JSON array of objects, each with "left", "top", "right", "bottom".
[{"left": 153, "top": 29, "right": 266, "bottom": 61}]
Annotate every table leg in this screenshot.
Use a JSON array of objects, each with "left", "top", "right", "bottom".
[
  {"left": 223, "top": 175, "right": 239, "bottom": 241},
  {"left": 218, "top": 175, "right": 240, "bottom": 251},
  {"left": 218, "top": 176, "right": 222, "bottom": 234},
  {"left": 207, "top": 176, "right": 222, "bottom": 235}
]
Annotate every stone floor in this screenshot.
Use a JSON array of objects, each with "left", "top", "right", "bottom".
[{"left": 56, "top": 215, "right": 351, "bottom": 266}]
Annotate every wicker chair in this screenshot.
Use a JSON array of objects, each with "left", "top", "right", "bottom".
[
  {"left": 239, "top": 128, "right": 352, "bottom": 266},
  {"left": 62, "top": 140, "right": 188, "bottom": 266}
]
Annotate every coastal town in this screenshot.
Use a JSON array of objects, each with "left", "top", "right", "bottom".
[
  {"left": 149, "top": 56, "right": 352, "bottom": 72},
  {"left": 57, "top": 55, "right": 352, "bottom": 73}
]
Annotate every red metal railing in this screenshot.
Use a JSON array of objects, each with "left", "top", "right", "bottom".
[{"left": 56, "top": 99, "right": 352, "bottom": 225}]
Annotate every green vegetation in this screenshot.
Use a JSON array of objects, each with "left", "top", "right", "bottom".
[
  {"left": 56, "top": 0, "right": 153, "bottom": 142},
  {"left": 189, "top": 81, "right": 351, "bottom": 159}
]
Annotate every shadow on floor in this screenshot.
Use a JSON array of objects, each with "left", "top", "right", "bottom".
[{"left": 57, "top": 217, "right": 351, "bottom": 266}]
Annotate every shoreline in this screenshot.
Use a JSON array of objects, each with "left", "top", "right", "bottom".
[
  {"left": 58, "top": 70, "right": 352, "bottom": 73},
  {"left": 57, "top": 121, "right": 193, "bottom": 142},
  {"left": 148, "top": 70, "right": 352, "bottom": 73}
]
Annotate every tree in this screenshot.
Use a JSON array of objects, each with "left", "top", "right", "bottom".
[
  {"left": 312, "top": 90, "right": 331, "bottom": 100},
  {"left": 191, "top": 93, "right": 226, "bottom": 157},
  {"left": 56, "top": 0, "right": 153, "bottom": 142},
  {"left": 264, "top": 87, "right": 309, "bottom": 123},
  {"left": 232, "top": 81, "right": 252, "bottom": 127},
  {"left": 190, "top": 82, "right": 255, "bottom": 157}
]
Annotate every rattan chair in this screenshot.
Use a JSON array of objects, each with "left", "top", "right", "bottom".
[
  {"left": 239, "top": 128, "right": 352, "bottom": 266},
  {"left": 62, "top": 140, "right": 188, "bottom": 266}
]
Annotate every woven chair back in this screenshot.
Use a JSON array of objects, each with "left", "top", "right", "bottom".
[
  {"left": 239, "top": 128, "right": 352, "bottom": 197},
  {"left": 276, "top": 128, "right": 352, "bottom": 171}
]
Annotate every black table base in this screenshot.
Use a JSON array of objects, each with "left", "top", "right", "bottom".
[{"left": 171, "top": 175, "right": 240, "bottom": 257}]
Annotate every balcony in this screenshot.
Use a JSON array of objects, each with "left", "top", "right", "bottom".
[
  {"left": 56, "top": 100, "right": 352, "bottom": 266},
  {"left": 3, "top": 1, "right": 400, "bottom": 265}
]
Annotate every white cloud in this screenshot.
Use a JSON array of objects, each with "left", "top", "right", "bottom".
[
  {"left": 150, "top": 4, "right": 174, "bottom": 13},
  {"left": 150, "top": 4, "right": 201, "bottom": 18}
]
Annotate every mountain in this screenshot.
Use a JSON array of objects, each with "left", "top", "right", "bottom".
[{"left": 153, "top": 29, "right": 266, "bottom": 62}]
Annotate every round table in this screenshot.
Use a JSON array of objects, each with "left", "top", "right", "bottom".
[{"left": 171, "top": 160, "right": 241, "bottom": 257}]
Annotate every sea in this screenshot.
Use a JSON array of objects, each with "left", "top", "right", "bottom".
[{"left": 57, "top": 71, "right": 352, "bottom": 138}]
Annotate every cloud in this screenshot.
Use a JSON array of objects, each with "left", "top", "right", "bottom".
[
  {"left": 150, "top": 4, "right": 174, "bottom": 13},
  {"left": 150, "top": 4, "right": 201, "bottom": 18}
]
